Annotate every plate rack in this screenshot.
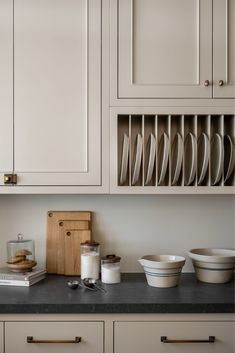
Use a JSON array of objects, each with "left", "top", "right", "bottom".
[{"left": 116, "top": 114, "right": 235, "bottom": 189}]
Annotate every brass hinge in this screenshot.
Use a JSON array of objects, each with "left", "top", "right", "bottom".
[{"left": 4, "top": 174, "right": 17, "bottom": 185}]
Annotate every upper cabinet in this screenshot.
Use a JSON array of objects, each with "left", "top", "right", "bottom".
[
  {"left": 213, "top": 0, "right": 235, "bottom": 98},
  {"left": 111, "top": 0, "right": 235, "bottom": 101},
  {"left": 0, "top": 0, "right": 102, "bottom": 187},
  {"left": 0, "top": 0, "right": 13, "bottom": 176},
  {"left": 118, "top": 0, "right": 212, "bottom": 99}
]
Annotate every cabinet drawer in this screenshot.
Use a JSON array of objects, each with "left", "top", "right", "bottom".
[
  {"left": 5, "top": 321, "right": 103, "bottom": 353},
  {"left": 114, "top": 321, "right": 235, "bottom": 353},
  {"left": 0, "top": 322, "right": 3, "bottom": 353}
]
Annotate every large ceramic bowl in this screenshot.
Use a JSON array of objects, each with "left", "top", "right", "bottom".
[
  {"left": 187, "top": 248, "right": 235, "bottom": 283},
  {"left": 138, "top": 255, "right": 185, "bottom": 288}
]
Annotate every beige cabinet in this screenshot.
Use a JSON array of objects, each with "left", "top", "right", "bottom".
[
  {"left": 0, "top": 0, "right": 13, "bottom": 183},
  {"left": 0, "top": 314, "right": 234, "bottom": 353},
  {"left": 5, "top": 321, "right": 103, "bottom": 353},
  {"left": 117, "top": 0, "right": 212, "bottom": 99},
  {"left": 114, "top": 321, "right": 235, "bottom": 353},
  {"left": 0, "top": 0, "right": 102, "bottom": 187},
  {"left": 213, "top": 0, "right": 235, "bottom": 98},
  {"left": 0, "top": 323, "right": 3, "bottom": 353},
  {"left": 114, "top": 0, "right": 235, "bottom": 100}
]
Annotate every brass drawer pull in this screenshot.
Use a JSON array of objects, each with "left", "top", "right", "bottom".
[
  {"left": 161, "top": 336, "right": 215, "bottom": 343},
  {"left": 27, "top": 336, "right": 81, "bottom": 344}
]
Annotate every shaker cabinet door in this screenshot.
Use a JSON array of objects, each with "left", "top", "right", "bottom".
[
  {"left": 213, "top": 0, "right": 235, "bottom": 98},
  {"left": 11, "top": 0, "right": 101, "bottom": 186},
  {"left": 117, "top": 0, "right": 212, "bottom": 99},
  {"left": 0, "top": 0, "right": 13, "bottom": 183}
]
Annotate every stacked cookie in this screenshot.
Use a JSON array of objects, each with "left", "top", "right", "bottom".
[{"left": 7, "top": 249, "right": 37, "bottom": 272}]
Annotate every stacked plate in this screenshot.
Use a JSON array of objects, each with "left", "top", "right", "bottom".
[
  {"left": 120, "top": 134, "right": 129, "bottom": 185},
  {"left": 197, "top": 132, "right": 209, "bottom": 185},
  {"left": 119, "top": 131, "right": 235, "bottom": 186},
  {"left": 158, "top": 133, "right": 170, "bottom": 185},
  {"left": 211, "top": 133, "right": 224, "bottom": 185},
  {"left": 224, "top": 135, "right": 235, "bottom": 183},
  {"left": 145, "top": 133, "right": 156, "bottom": 185},
  {"left": 184, "top": 132, "right": 197, "bottom": 186},
  {"left": 132, "top": 134, "right": 143, "bottom": 185},
  {"left": 171, "top": 133, "right": 183, "bottom": 185}
]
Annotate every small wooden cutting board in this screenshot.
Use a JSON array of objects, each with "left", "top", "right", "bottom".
[{"left": 46, "top": 211, "right": 92, "bottom": 274}]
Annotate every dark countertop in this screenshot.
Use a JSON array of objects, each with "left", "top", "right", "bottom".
[{"left": 0, "top": 273, "right": 234, "bottom": 314}]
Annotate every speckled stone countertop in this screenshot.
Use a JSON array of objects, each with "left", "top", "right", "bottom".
[{"left": 0, "top": 273, "right": 234, "bottom": 314}]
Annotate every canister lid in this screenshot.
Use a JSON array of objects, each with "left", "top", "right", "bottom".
[
  {"left": 80, "top": 240, "right": 100, "bottom": 247},
  {"left": 101, "top": 254, "right": 121, "bottom": 263}
]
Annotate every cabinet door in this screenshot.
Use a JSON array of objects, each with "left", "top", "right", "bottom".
[
  {"left": 118, "top": 0, "right": 212, "bottom": 99},
  {"left": 12, "top": 0, "right": 101, "bottom": 186},
  {"left": 0, "top": 0, "right": 13, "bottom": 182},
  {"left": 213, "top": 0, "right": 235, "bottom": 98},
  {"left": 114, "top": 321, "right": 235, "bottom": 353},
  {"left": 5, "top": 321, "right": 103, "bottom": 353}
]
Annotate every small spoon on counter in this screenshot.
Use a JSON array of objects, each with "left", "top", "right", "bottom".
[
  {"left": 67, "top": 278, "right": 106, "bottom": 293},
  {"left": 67, "top": 280, "right": 80, "bottom": 290},
  {"left": 83, "top": 278, "right": 107, "bottom": 293}
]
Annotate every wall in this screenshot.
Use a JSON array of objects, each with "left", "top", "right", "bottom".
[{"left": 0, "top": 195, "right": 234, "bottom": 272}]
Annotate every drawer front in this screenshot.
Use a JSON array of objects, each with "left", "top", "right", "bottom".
[
  {"left": 0, "top": 322, "right": 3, "bottom": 353},
  {"left": 5, "top": 321, "right": 103, "bottom": 353},
  {"left": 114, "top": 321, "right": 235, "bottom": 353}
]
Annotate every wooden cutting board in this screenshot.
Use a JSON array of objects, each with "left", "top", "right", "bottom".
[
  {"left": 58, "top": 221, "right": 91, "bottom": 275},
  {"left": 46, "top": 211, "right": 92, "bottom": 274}
]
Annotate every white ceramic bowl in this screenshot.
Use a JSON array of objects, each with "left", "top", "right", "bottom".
[
  {"left": 138, "top": 255, "right": 185, "bottom": 288},
  {"left": 187, "top": 248, "right": 235, "bottom": 284}
]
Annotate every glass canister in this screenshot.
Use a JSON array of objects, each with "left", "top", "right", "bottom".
[
  {"left": 6, "top": 234, "right": 36, "bottom": 272},
  {"left": 80, "top": 240, "right": 100, "bottom": 280},
  {"left": 101, "top": 254, "right": 121, "bottom": 284}
]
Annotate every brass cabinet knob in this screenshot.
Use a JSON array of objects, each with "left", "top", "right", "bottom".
[
  {"left": 204, "top": 80, "right": 210, "bottom": 87},
  {"left": 219, "top": 80, "right": 224, "bottom": 86}
]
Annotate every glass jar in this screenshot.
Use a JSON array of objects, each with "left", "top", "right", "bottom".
[
  {"left": 80, "top": 241, "right": 100, "bottom": 280},
  {"left": 101, "top": 254, "right": 121, "bottom": 284},
  {"left": 6, "top": 234, "right": 36, "bottom": 272},
  {"left": 7, "top": 234, "right": 35, "bottom": 262}
]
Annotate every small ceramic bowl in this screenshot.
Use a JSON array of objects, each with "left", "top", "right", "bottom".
[
  {"left": 138, "top": 255, "right": 185, "bottom": 288},
  {"left": 187, "top": 248, "right": 235, "bottom": 284}
]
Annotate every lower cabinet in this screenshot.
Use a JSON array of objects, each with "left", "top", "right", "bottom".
[
  {"left": 1, "top": 315, "right": 234, "bottom": 353},
  {"left": 5, "top": 321, "right": 103, "bottom": 353},
  {"left": 114, "top": 321, "right": 235, "bottom": 353},
  {"left": 0, "top": 323, "right": 3, "bottom": 353}
]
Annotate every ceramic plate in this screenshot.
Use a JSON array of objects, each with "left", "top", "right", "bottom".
[
  {"left": 197, "top": 132, "right": 209, "bottom": 185},
  {"left": 120, "top": 134, "right": 129, "bottom": 185},
  {"left": 211, "top": 133, "right": 223, "bottom": 186},
  {"left": 224, "top": 134, "right": 235, "bottom": 182},
  {"left": 184, "top": 132, "right": 197, "bottom": 186},
  {"left": 171, "top": 132, "right": 183, "bottom": 185},
  {"left": 158, "top": 132, "right": 170, "bottom": 185},
  {"left": 145, "top": 133, "right": 156, "bottom": 185},
  {"left": 132, "top": 134, "right": 143, "bottom": 185}
]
